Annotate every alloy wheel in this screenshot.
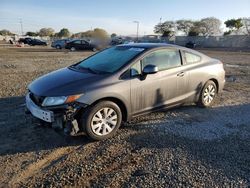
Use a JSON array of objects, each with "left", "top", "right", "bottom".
[
  {"left": 91, "top": 107, "right": 118, "bottom": 136},
  {"left": 203, "top": 84, "right": 216, "bottom": 104}
]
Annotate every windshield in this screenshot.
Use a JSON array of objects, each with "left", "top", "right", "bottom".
[{"left": 76, "top": 46, "right": 145, "bottom": 73}]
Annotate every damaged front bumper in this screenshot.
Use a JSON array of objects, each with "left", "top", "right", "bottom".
[
  {"left": 25, "top": 93, "right": 87, "bottom": 134},
  {"left": 26, "top": 94, "right": 54, "bottom": 122}
]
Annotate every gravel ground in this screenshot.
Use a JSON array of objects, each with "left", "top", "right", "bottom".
[{"left": 0, "top": 45, "right": 249, "bottom": 187}]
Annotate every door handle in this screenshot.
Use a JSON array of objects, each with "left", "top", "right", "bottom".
[{"left": 177, "top": 72, "right": 185, "bottom": 77}]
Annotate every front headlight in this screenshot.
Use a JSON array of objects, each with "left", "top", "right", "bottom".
[{"left": 42, "top": 94, "right": 82, "bottom": 107}]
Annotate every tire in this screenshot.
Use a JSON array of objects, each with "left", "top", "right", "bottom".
[
  {"left": 56, "top": 45, "right": 61, "bottom": 49},
  {"left": 80, "top": 101, "right": 122, "bottom": 141},
  {"left": 92, "top": 47, "right": 97, "bottom": 52},
  {"left": 70, "top": 47, "right": 76, "bottom": 51},
  {"left": 197, "top": 80, "right": 217, "bottom": 107}
]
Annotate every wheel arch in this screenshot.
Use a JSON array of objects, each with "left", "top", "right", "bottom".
[
  {"left": 90, "top": 97, "right": 128, "bottom": 122},
  {"left": 208, "top": 78, "right": 219, "bottom": 93}
]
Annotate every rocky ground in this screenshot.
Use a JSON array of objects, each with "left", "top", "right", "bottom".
[{"left": 0, "top": 45, "right": 249, "bottom": 187}]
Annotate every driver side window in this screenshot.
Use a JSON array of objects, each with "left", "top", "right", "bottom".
[
  {"left": 130, "top": 49, "right": 181, "bottom": 77},
  {"left": 141, "top": 49, "right": 181, "bottom": 71}
]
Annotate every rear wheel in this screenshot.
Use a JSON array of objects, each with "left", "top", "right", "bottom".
[
  {"left": 70, "top": 47, "right": 76, "bottom": 51},
  {"left": 92, "top": 47, "right": 97, "bottom": 52},
  {"left": 56, "top": 45, "right": 61, "bottom": 49},
  {"left": 197, "top": 80, "right": 217, "bottom": 107},
  {"left": 81, "top": 101, "right": 122, "bottom": 141}
]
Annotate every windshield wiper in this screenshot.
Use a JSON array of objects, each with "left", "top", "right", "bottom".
[
  {"left": 69, "top": 65, "right": 109, "bottom": 74},
  {"left": 73, "top": 65, "right": 99, "bottom": 74}
]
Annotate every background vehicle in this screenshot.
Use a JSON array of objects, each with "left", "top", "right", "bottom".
[
  {"left": 51, "top": 39, "right": 71, "bottom": 49},
  {"left": 29, "top": 39, "right": 47, "bottom": 46},
  {"left": 26, "top": 43, "right": 225, "bottom": 141},
  {"left": 185, "top": 41, "right": 197, "bottom": 48},
  {"left": 65, "top": 39, "right": 97, "bottom": 51},
  {"left": 18, "top": 38, "right": 47, "bottom": 46},
  {"left": 110, "top": 37, "right": 124, "bottom": 45},
  {"left": 18, "top": 37, "right": 32, "bottom": 44}
]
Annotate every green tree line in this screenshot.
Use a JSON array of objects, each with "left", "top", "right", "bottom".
[
  {"left": 0, "top": 17, "right": 249, "bottom": 38},
  {"left": 154, "top": 17, "right": 250, "bottom": 37}
]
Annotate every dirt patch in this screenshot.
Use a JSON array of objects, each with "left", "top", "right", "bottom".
[{"left": 0, "top": 46, "right": 249, "bottom": 187}]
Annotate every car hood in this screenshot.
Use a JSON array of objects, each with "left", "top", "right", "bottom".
[{"left": 29, "top": 67, "right": 102, "bottom": 96}]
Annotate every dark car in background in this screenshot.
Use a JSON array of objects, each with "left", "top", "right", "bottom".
[
  {"left": 18, "top": 38, "right": 47, "bottom": 46},
  {"left": 185, "top": 41, "right": 196, "bottom": 48},
  {"left": 110, "top": 37, "right": 124, "bottom": 45},
  {"left": 51, "top": 39, "right": 71, "bottom": 49},
  {"left": 29, "top": 39, "right": 47, "bottom": 46},
  {"left": 26, "top": 43, "right": 225, "bottom": 141},
  {"left": 18, "top": 37, "right": 32, "bottom": 44},
  {"left": 65, "top": 39, "right": 97, "bottom": 51}
]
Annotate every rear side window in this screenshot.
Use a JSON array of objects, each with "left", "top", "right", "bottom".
[
  {"left": 141, "top": 49, "right": 181, "bottom": 71},
  {"left": 81, "top": 40, "right": 88, "bottom": 44},
  {"left": 184, "top": 51, "right": 201, "bottom": 64},
  {"left": 73, "top": 40, "right": 81, "bottom": 44}
]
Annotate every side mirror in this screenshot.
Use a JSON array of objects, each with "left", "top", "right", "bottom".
[{"left": 142, "top": 64, "right": 158, "bottom": 75}]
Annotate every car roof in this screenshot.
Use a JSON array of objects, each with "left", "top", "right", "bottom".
[
  {"left": 118, "top": 42, "right": 210, "bottom": 59},
  {"left": 117, "top": 43, "right": 179, "bottom": 49}
]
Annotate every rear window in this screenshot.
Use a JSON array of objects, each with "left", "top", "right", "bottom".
[{"left": 184, "top": 51, "right": 201, "bottom": 64}]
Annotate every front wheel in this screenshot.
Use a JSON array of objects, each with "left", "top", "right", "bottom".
[
  {"left": 197, "top": 80, "right": 217, "bottom": 107},
  {"left": 81, "top": 101, "right": 122, "bottom": 141}
]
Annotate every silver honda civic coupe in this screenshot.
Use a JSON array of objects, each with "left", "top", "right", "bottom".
[{"left": 26, "top": 43, "right": 225, "bottom": 140}]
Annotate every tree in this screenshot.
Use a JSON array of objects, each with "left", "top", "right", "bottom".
[
  {"left": 187, "top": 18, "right": 221, "bottom": 36},
  {"left": 55, "top": 28, "right": 70, "bottom": 38},
  {"left": 188, "top": 30, "right": 199, "bottom": 36},
  {"left": 224, "top": 19, "right": 243, "bottom": 34},
  {"left": 154, "top": 21, "right": 175, "bottom": 37},
  {"left": 38, "top": 28, "right": 55, "bottom": 37},
  {"left": 26, "top": 31, "right": 38, "bottom": 36},
  {"left": 223, "top": 31, "right": 232, "bottom": 36},
  {"left": 92, "top": 28, "right": 109, "bottom": 39},
  {"left": 162, "top": 30, "right": 174, "bottom": 37},
  {"left": 200, "top": 17, "right": 222, "bottom": 36},
  {"left": 188, "top": 21, "right": 206, "bottom": 36},
  {"left": 176, "top": 20, "right": 194, "bottom": 35},
  {"left": 111, "top": 33, "right": 117, "bottom": 38},
  {"left": 0, "top": 29, "right": 14, "bottom": 36},
  {"left": 241, "top": 18, "right": 250, "bottom": 35},
  {"left": 72, "top": 28, "right": 108, "bottom": 39}
]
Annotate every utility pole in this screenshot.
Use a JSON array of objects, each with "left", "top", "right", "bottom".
[
  {"left": 133, "top": 21, "right": 139, "bottom": 42},
  {"left": 19, "top": 18, "right": 23, "bottom": 36}
]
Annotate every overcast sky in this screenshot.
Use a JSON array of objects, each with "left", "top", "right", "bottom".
[{"left": 0, "top": 0, "right": 250, "bottom": 35}]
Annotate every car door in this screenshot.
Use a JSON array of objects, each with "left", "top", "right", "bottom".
[
  {"left": 72, "top": 40, "right": 81, "bottom": 50},
  {"left": 81, "top": 40, "right": 91, "bottom": 50},
  {"left": 180, "top": 50, "right": 205, "bottom": 99},
  {"left": 130, "top": 48, "right": 188, "bottom": 115}
]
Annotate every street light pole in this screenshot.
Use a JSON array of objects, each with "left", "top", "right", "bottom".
[
  {"left": 19, "top": 18, "right": 23, "bottom": 36},
  {"left": 133, "top": 21, "right": 139, "bottom": 42}
]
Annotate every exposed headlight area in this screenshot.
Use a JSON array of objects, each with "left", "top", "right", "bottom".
[
  {"left": 26, "top": 93, "right": 84, "bottom": 134},
  {"left": 42, "top": 96, "right": 67, "bottom": 106},
  {"left": 42, "top": 94, "right": 82, "bottom": 107}
]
